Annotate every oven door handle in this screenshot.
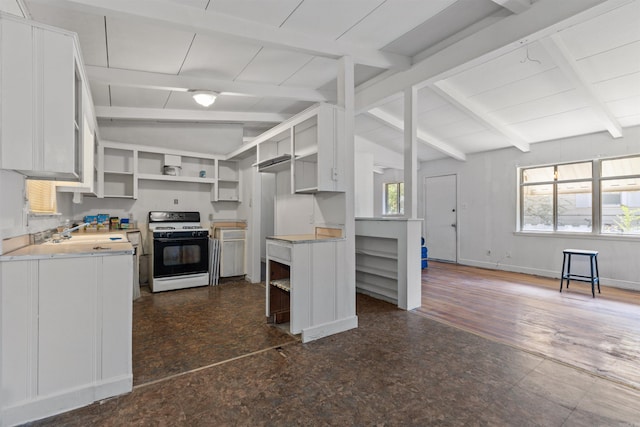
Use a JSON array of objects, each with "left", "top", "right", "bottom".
[{"left": 154, "top": 237, "right": 208, "bottom": 243}]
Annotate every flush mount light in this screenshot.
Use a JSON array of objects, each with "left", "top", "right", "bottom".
[{"left": 192, "top": 90, "right": 218, "bottom": 107}]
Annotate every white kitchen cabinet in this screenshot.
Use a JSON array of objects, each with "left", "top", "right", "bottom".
[
  {"left": 38, "top": 258, "right": 97, "bottom": 395},
  {"left": 0, "top": 253, "right": 132, "bottom": 426},
  {"left": 265, "top": 236, "right": 356, "bottom": 342},
  {"left": 256, "top": 103, "right": 345, "bottom": 194},
  {"left": 215, "top": 228, "right": 246, "bottom": 277},
  {"left": 56, "top": 76, "right": 98, "bottom": 196},
  {"left": 97, "top": 143, "right": 137, "bottom": 198},
  {"left": 213, "top": 160, "right": 241, "bottom": 202},
  {"left": 96, "top": 140, "right": 235, "bottom": 200},
  {"left": 0, "top": 15, "right": 82, "bottom": 181}
]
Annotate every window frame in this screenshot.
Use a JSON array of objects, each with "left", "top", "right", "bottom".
[
  {"left": 518, "top": 154, "right": 640, "bottom": 237},
  {"left": 383, "top": 182, "right": 404, "bottom": 216}
]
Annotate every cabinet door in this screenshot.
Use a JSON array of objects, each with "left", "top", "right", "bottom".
[
  {"left": 101, "top": 255, "right": 133, "bottom": 382},
  {"left": 38, "top": 257, "right": 97, "bottom": 396},
  {"left": 221, "top": 239, "right": 245, "bottom": 276},
  {"left": 1, "top": 260, "right": 38, "bottom": 407},
  {"left": 41, "top": 29, "right": 77, "bottom": 177},
  {"left": 0, "top": 18, "right": 34, "bottom": 171}
]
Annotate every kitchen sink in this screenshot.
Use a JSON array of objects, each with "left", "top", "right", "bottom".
[{"left": 43, "top": 234, "right": 128, "bottom": 245}]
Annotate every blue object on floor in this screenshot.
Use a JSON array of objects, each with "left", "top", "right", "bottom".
[{"left": 421, "top": 240, "right": 428, "bottom": 269}]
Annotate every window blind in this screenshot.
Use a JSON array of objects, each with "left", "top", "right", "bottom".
[{"left": 26, "top": 180, "right": 57, "bottom": 213}]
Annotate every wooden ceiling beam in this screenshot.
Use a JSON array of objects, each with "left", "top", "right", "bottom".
[
  {"left": 539, "top": 34, "right": 623, "bottom": 138},
  {"left": 355, "top": 0, "right": 623, "bottom": 111},
  {"left": 95, "top": 106, "right": 291, "bottom": 123},
  {"left": 432, "top": 80, "right": 530, "bottom": 152},
  {"left": 367, "top": 108, "right": 467, "bottom": 161},
  {"left": 490, "top": 0, "right": 531, "bottom": 14},
  {"left": 33, "top": 0, "right": 410, "bottom": 69}
]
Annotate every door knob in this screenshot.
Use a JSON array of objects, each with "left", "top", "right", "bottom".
[{"left": 451, "top": 223, "right": 457, "bottom": 228}]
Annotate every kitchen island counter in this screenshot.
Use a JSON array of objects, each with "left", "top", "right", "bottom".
[{"left": 266, "top": 234, "right": 345, "bottom": 244}]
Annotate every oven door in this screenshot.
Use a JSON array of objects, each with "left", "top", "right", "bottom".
[{"left": 153, "top": 237, "right": 209, "bottom": 278}]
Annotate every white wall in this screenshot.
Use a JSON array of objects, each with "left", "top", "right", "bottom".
[
  {"left": 354, "top": 152, "right": 374, "bottom": 217},
  {"left": 98, "top": 120, "right": 243, "bottom": 155},
  {"left": 418, "top": 126, "right": 640, "bottom": 290}
]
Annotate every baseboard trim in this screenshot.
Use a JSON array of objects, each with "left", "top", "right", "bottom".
[{"left": 302, "top": 316, "right": 358, "bottom": 343}]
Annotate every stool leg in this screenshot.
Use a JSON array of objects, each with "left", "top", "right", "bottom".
[
  {"left": 560, "top": 253, "right": 567, "bottom": 293},
  {"left": 566, "top": 254, "right": 572, "bottom": 289},
  {"left": 590, "top": 255, "right": 595, "bottom": 298},
  {"left": 595, "top": 255, "right": 600, "bottom": 294}
]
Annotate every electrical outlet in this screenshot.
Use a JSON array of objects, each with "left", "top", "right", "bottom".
[
  {"left": 173, "top": 199, "right": 179, "bottom": 205},
  {"left": 209, "top": 213, "right": 214, "bottom": 221},
  {"left": 486, "top": 249, "right": 491, "bottom": 256},
  {"left": 506, "top": 251, "right": 511, "bottom": 258}
]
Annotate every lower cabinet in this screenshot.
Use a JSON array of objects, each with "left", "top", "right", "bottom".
[
  {"left": 0, "top": 254, "right": 132, "bottom": 426},
  {"left": 265, "top": 237, "right": 357, "bottom": 342}
]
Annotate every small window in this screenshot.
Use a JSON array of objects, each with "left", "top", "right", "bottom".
[
  {"left": 26, "top": 180, "right": 57, "bottom": 214},
  {"left": 384, "top": 182, "right": 404, "bottom": 215}
]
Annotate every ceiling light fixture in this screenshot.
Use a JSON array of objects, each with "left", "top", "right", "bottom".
[{"left": 192, "top": 90, "right": 218, "bottom": 107}]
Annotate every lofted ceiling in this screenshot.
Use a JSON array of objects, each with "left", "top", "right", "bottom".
[{"left": 3, "top": 0, "right": 640, "bottom": 168}]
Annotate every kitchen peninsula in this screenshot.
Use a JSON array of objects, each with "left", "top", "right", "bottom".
[{"left": 266, "top": 232, "right": 356, "bottom": 343}]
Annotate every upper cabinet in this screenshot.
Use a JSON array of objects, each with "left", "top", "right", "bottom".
[
  {"left": 0, "top": 15, "right": 82, "bottom": 181},
  {"left": 97, "top": 140, "right": 241, "bottom": 202},
  {"left": 255, "top": 103, "right": 345, "bottom": 194}
]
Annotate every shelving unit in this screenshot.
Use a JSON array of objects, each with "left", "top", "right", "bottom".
[
  {"left": 355, "top": 235, "right": 399, "bottom": 303},
  {"left": 96, "top": 141, "right": 240, "bottom": 201},
  {"left": 213, "top": 160, "right": 241, "bottom": 202},
  {"left": 253, "top": 103, "right": 344, "bottom": 194},
  {"left": 98, "top": 145, "right": 136, "bottom": 198},
  {"left": 355, "top": 218, "right": 422, "bottom": 310}
]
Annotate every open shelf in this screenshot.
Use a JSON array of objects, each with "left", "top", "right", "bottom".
[{"left": 138, "top": 173, "right": 215, "bottom": 184}]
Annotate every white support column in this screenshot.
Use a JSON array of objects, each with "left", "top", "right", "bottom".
[
  {"left": 337, "top": 56, "right": 357, "bottom": 322},
  {"left": 403, "top": 86, "right": 418, "bottom": 219}
]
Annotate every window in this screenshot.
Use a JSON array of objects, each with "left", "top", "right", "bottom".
[
  {"left": 601, "top": 156, "right": 640, "bottom": 235},
  {"left": 384, "top": 182, "right": 404, "bottom": 215},
  {"left": 26, "top": 180, "right": 57, "bottom": 214},
  {"left": 519, "top": 155, "right": 640, "bottom": 235}
]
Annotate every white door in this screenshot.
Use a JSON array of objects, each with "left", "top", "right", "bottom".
[{"left": 424, "top": 175, "right": 457, "bottom": 262}]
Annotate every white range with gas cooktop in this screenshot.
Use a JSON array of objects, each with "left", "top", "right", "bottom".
[{"left": 148, "top": 211, "right": 210, "bottom": 292}]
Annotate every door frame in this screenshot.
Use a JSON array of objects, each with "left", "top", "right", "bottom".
[{"left": 423, "top": 173, "right": 458, "bottom": 263}]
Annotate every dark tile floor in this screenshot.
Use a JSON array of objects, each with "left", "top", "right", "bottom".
[{"left": 28, "top": 282, "right": 640, "bottom": 426}]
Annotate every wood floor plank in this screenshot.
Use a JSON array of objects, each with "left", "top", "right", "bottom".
[{"left": 416, "top": 261, "right": 640, "bottom": 389}]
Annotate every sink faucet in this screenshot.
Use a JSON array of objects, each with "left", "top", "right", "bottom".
[{"left": 61, "top": 222, "right": 91, "bottom": 238}]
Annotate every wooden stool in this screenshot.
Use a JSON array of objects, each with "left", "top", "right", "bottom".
[{"left": 560, "top": 249, "right": 600, "bottom": 298}]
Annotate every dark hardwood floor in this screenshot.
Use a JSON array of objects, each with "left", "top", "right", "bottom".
[{"left": 417, "top": 261, "right": 640, "bottom": 390}]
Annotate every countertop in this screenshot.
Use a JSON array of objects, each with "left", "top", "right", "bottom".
[
  {"left": 267, "top": 234, "right": 345, "bottom": 244},
  {"left": 0, "top": 231, "right": 134, "bottom": 261}
]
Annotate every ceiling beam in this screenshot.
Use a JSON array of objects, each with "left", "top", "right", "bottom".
[
  {"left": 367, "top": 108, "right": 467, "bottom": 161},
  {"left": 95, "top": 106, "right": 291, "bottom": 123},
  {"left": 355, "top": 0, "right": 625, "bottom": 111},
  {"left": 34, "top": 0, "right": 409, "bottom": 70},
  {"left": 432, "top": 80, "right": 530, "bottom": 152},
  {"left": 86, "top": 66, "right": 331, "bottom": 102},
  {"left": 490, "top": 0, "right": 531, "bottom": 14},
  {"left": 539, "top": 35, "right": 623, "bottom": 138}
]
